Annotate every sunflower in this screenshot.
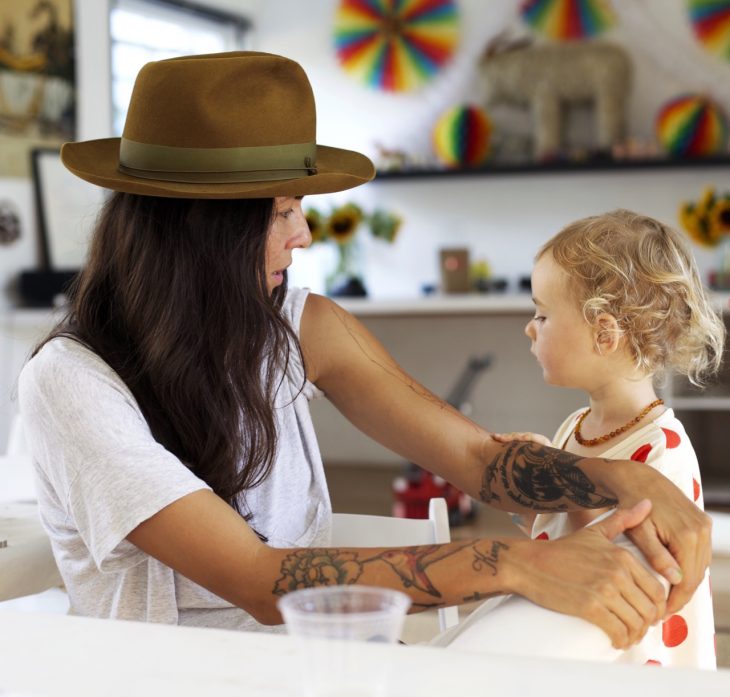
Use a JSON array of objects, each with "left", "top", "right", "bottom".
[
  {"left": 711, "top": 197, "right": 730, "bottom": 236},
  {"left": 679, "top": 202, "right": 714, "bottom": 247},
  {"left": 304, "top": 207, "right": 327, "bottom": 243},
  {"left": 697, "top": 186, "right": 716, "bottom": 217},
  {"left": 326, "top": 203, "right": 363, "bottom": 245}
]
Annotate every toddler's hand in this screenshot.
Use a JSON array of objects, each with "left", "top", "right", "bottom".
[{"left": 492, "top": 431, "right": 553, "bottom": 447}]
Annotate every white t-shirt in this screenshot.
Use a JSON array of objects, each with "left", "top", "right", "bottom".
[{"left": 18, "top": 287, "right": 332, "bottom": 631}]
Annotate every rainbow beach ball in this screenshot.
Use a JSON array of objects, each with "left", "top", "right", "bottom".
[
  {"left": 656, "top": 95, "right": 728, "bottom": 157},
  {"left": 433, "top": 105, "right": 492, "bottom": 168}
]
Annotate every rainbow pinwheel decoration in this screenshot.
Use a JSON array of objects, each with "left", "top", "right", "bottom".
[
  {"left": 688, "top": 0, "right": 730, "bottom": 61},
  {"left": 520, "top": 0, "right": 616, "bottom": 41},
  {"left": 656, "top": 95, "right": 728, "bottom": 157},
  {"left": 333, "top": 0, "right": 459, "bottom": 92}
]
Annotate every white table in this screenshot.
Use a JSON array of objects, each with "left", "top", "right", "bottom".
[{"left": 0, "top": 612, "right": 729, "bottom": 696}]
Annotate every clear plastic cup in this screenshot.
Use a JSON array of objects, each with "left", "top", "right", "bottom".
[{"left": 278, "top": 585, "right": 411, "bottom": 697}]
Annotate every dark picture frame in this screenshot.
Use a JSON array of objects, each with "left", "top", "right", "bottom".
[{"left": 30, "top": 147, "right": 105, "bottom": 271}]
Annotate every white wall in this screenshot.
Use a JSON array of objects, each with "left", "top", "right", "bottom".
[
  {"left": 2, "top": 0, "right": 729, "bottom": 305},
  {"left": 253, "top": 0, "right": 730, "bottom": 297}
]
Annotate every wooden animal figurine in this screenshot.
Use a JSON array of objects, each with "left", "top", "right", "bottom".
[{"left": 478, "top": 36, "right": 632, "bottom": 161}]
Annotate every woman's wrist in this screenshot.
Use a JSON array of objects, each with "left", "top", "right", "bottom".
[
  {"left": 580, "top": 457, "right": 641, "bottom": 507},
  {"left": 494, "top": 537, "right": 536, "bottom": 597}
]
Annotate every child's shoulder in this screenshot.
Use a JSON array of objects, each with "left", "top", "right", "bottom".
[{"left": 614, "top": 409, "right": 700, "bottom": 503}]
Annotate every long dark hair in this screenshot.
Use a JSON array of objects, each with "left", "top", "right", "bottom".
[{"left": 37, "top": 192, "right": 301, "bottom": 520}]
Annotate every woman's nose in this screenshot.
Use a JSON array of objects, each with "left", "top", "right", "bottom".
[{"left": 291, "top": 209, "right": 312, "bottom": 249}]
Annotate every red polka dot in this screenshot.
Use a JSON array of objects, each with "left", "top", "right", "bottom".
[
  {"left": 662, "top": 428, "right": 681, "bottom": 448},
  {"left": 662, "top": 615, "right": 688, "bottom": 647},
  {"left": 645, "top": 659, "right": 662, "bottom": 666},
  {"left": 631, "top": 443, "right": 653, "bottom": 463},
  {"left": 693, "top": 478, "right": 701, "bottom": 502},
  {"left": 536, "top": 532, "right": 549, "bottom": 540}
]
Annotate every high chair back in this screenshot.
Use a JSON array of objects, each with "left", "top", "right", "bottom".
[{"left": 331, "top": 497, "right": 459, "bottom": 634}]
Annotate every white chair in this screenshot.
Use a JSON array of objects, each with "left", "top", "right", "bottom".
[{"left": 331, "top": 497, "right": 459, "bottom": 639}]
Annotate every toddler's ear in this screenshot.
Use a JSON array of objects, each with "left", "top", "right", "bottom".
[{"left": 593, "top": 313, "right": 622, "bottom": 354}]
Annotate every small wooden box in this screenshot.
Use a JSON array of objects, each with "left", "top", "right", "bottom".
[{"left": 439, "top": 248, "right": 471, "bottom": 294}]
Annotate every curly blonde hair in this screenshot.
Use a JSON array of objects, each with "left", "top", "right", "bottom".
[{"left": 539, "top": 209, "right": 725, "bottom": 385}]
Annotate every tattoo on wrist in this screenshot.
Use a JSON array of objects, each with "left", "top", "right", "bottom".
[
  {"left": 481, "top": 441, "right": 618, "bottom": 511},
  {"left": 472, "top": 540, "right": 509, "bottom": 576}
]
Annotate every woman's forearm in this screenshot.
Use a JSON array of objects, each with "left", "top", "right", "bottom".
[
  {"left": 257, "top": 538, "right": 516, "bottom": 625},
  {"left": 476, "top": 439, "right": 619, "bottom": 513}
]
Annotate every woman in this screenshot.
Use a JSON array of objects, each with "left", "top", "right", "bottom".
[{"left": 19, "top": 51, "right": 710, "bottom": 647}]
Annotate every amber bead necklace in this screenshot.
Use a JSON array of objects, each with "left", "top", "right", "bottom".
[{"left": 573, "top": 398, "right": 664, "bottom": 447}]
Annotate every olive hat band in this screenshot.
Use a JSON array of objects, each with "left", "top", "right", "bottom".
[{"left": 118, "top": 138, "right": 318, "bottom": 184}]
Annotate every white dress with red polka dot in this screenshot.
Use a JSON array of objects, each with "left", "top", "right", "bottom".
[{"left": 531, "top": 407, "right": 716, "bottom": 669}]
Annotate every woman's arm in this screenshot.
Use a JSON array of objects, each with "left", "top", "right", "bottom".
[
  {"left": 126, "top": 488, "right": 663, "bottom": 648},
  {"left": 299, "top": 294, "right": 711, "bottom": 613}
]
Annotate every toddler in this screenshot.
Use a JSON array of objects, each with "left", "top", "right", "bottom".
[{"left": 435, "top": 210, "right": 724, "bottom": 668}]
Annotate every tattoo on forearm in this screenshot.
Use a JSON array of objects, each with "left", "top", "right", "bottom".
[
  {"left": 371, "top": 544, "right": 473, "bottom": 597},
  {"left": 463, "top": 591, "right": 498, "bottom": 603},
  {"left": 273, "top": 542, "right": 473, "bottom": 597},
  {"left": 273, "top": 549, "right": 364, "bottom": 596},
  {"left": 480, "top": 441, "right": 618, "bottom": 511},
  {"left": 472, "top": 541, "right": 509, "bottom": 576},
  {"left": 480, "top": 461, "right": 501, "bottom": 504}
]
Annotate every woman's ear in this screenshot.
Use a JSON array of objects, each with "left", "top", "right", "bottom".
[{"left": 593, "top": 313, "right": 622, "bottom": 355}]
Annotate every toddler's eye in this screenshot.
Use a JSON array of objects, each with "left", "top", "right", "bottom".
[{"left": 532, "top": 314, "right": 546, "bottom": 323}]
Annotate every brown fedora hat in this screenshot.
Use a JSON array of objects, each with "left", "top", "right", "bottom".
[{"left": 61, "top": 51, "right": 375, "bottom": 198}]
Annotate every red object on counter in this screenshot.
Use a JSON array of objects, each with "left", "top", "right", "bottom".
[{"left": 392, "top": 465, "right": 475, "bottom": 526}]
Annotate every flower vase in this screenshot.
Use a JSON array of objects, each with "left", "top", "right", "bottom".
[{"left": 326, "top": 241, "right": 368, "bottom": 297}]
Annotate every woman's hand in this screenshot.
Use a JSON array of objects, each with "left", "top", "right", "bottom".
[
  {"left": 507, "top": 499, "right": 666, "bottom": 648},
  {"left": 601, "top": 461, "right": 713, "bottom": 615},
  {"left": 492, "top": 431, "right": 553, "bottom": 447}
]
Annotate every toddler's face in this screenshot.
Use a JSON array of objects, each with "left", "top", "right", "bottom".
[{"left": 524, "top": 252, "right": 596, "bottom": 388}]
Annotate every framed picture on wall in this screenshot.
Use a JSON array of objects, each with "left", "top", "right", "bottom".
[
  {"left": 0, "top": 0, "right": 76, "bottom": 178},
  {"left": 31, "top": 147, "right": 105, "bottom": 271}
]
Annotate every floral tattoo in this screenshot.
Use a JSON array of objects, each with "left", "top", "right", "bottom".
[{"left": 273, "top": 549, "right": 363, "bottom": 595}]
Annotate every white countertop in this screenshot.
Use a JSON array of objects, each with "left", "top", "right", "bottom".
[
  {"left": 3, "top": 292, "right": 729, "bottom": 320},
  {"left": 1, "top": 612, "right": 729, "bottom": 696}
]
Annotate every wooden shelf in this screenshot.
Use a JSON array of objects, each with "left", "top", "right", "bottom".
[{"left": 374, "top": 155, "right": 730, "bottom": 181}]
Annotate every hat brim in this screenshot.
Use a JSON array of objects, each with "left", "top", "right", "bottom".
[{"left": 60, "top": 138, "right": 375, "bottom": 198}]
